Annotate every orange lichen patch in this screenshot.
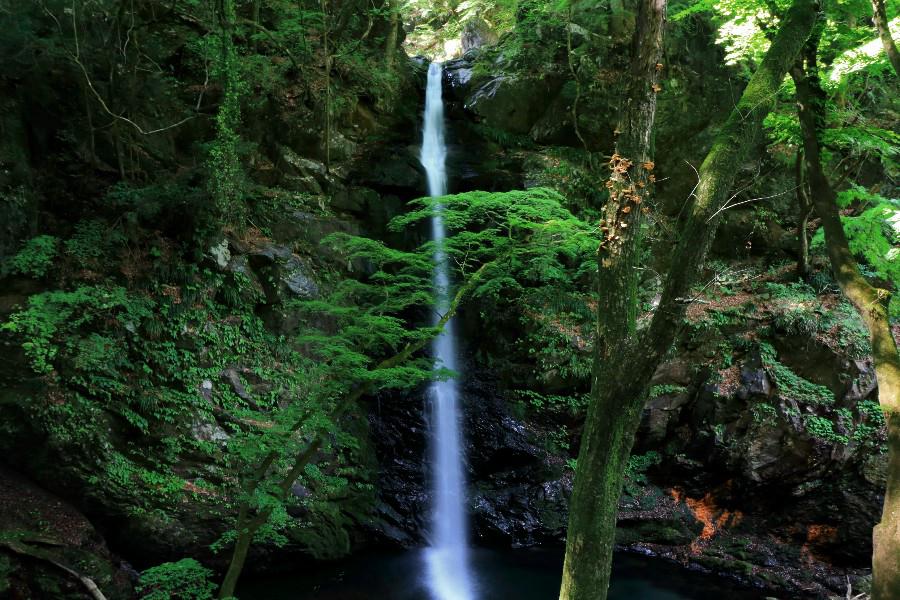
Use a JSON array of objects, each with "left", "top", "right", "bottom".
[
  {"left": 806, "top": 524, "right": 838, "bottom": 545},
  {"left": 801, "top": 524, "right": 839, "bottom": 561},
  {"left": 686, "top": 494, "right": 719, "bottom": 541},
  {"left": 670, "top": 487, "right": 744, "bottom": 553}
]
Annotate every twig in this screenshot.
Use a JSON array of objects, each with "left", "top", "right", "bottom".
[
  {"left": 41, "top": 0, "right": 197, "bottom": 136},
  {"left": 0, "top": 539, "right": 108, "bottom": 600}
]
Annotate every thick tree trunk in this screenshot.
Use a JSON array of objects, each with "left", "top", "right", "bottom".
[
  {"left": 872, "top": 0, "right": 900, "bottom": 77},
  {"left": 790, "top": 36, "right": 900, "bottom": 600},
  {"left": 559, "top": 2, "right": 817, "bottom": 599}
]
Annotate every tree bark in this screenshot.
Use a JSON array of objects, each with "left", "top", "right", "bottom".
[
  {"left": 790, "top": 33, "right": 900, "bottom": 600},
  {"left": 795, "top": 149, "right": 813, "bottom": 279},
  {"left": 559, "top": 0, "right": 667, "bottom": 596},
  {"left": 559, "top": 1, "right": 817, "bottom": 598},
  {"left": 872, "top": 0, "right": 900, "bottom": 77},
  {"left": 384, "top": 0, "right": 400, "bottom": 68}
]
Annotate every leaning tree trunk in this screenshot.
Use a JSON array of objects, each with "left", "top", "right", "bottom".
[
  {"left": 871, "top": 0, "right": 900, "bottom": 77},
  {"left": 559, "top": 1, "right": 817, "bottom": 598},
  {"left": 790, "top": 35, "right": 900, "bottom": 600}
]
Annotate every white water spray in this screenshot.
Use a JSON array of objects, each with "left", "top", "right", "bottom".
[{"left": 420, "top": 62, "right": 476, "bottom": 600}]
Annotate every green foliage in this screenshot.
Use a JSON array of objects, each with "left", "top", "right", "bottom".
[
  {"left": 804, "top": 414, "right": 849, "bottom": 444},
  {"left": 64, "top": 220, "right": 126, "bottom": 271},
  {"left": 137, "top": 559, "right": 216, "bottom": 600},
  {"left": 514, "top": 389, "right": 589, "bottom": 414},
  {"left": 759, "top": 342, "right": 835, "bottom": 406},
  {"left": 648, "top": 384, "right": 688, "bottom": 398},
  {"left": 751, "top": 401, "right": 779, "bottom": 425},
  {"left": 403, "top": 0, "right": 517, "bottom": 57},
  {"left": 523, "top": 148, "right": 606, "bottom": 216},
  {"left": 859, "top": 399, "right": 887, "bottom": 426},
  {"left": 627, "top": 451, "right": 662, "bottom": 476},
  {"left": 624, "top": 451, "right": 661, "bottom": 495},
  {"left": 772, "top": 308, "right": 818, "bottom": 336},
  {"left": 388, "top": 188, "right": 599, "bottom": 385},
  {"left": 9, "top": 235, "right": 59, "bottom": 278},
  {"left": 820, "top": 300, "right": 872, "bottom": 358},
  {"left": 812, "top": 188, "right": 900, "bottom": 317},
  {"left": 208, "top": 6, "right": 248, "bottom": 226}
]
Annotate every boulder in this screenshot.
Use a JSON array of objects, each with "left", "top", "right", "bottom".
[
  {"left": 461, "top": 18, "right": 499, "bottom": 53},
  {"left": 466, "top": 75, "right": 564, "bottom": 135}
]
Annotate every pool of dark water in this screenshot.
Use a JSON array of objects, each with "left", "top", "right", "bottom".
[{"left": 238, "top": 548, "right": 766, "bottom": 599}]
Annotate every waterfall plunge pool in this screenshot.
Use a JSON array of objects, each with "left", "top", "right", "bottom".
[{"left": 237, "top": 548, "right": 767, "bottom": 599}]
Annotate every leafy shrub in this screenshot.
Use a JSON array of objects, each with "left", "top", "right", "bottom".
[
  {"left": 804, "top": 415, "right": 849, "bottom": 444},
  {"left": 648, "top": 384, "right": 687, "bottom": 398},
  {"left": 64, "top": 220, "right": 125, "bottom": 270},
  {"left": 751, "top": 402, "right": 779, "bottom": 425},
  {"left": 137, "top": 559, "right": 216, "bottom": 600},
  {"left": 759, "top": 343, "right": 835, "bottom": 406},
  {"left": 624, "top": 451, "right": 661, "bottom": 495},
  {"left": 9, "top": 235, "right": 59, "bottom": 277},
  {"left": 772, "top": 308, "right": 818, "bottom": 336}
]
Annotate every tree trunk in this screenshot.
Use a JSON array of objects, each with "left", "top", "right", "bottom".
[
  {"left": 795, "top": 149, "right": 813, "bottom": 279},
  {"left": 790, "top": 34, "right": 900, "bottom": 600},
  {"left": 385, "top": 0, "right": 399, "bottom": 68},
  {"left": 559, "top": 1, "right": 817, "bottom": 598},
  {"left": 560, "top": 0, "right": 667, "bottom": 596},
  {"left": 872, "top": 0, "right": 900, "bottom": 77},
  {"left": 217, "top": 511, "right": 257, "bottom": 599}
]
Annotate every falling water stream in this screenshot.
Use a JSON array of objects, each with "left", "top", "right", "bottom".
[{"left": 420, "top": 62, "right": 477, "bottom": 600}]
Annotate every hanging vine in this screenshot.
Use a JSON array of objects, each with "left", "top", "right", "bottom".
[{"left": 208, "top": 0, "right": 247, "bottom": 227}]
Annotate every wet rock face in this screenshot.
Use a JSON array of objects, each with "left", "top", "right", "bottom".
[
  {"left": 366, "top": 368, "right": 571, "bottom": 549},
  {"left": 366, "top": 390, "right": 429, "bottom": 547},
  {"left": 463, "top": 377, "right": 570, "bottom": 547}
]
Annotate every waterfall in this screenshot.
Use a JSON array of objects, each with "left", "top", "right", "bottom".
[{"left": 420, "top": 62, "right": 476, "bottom": 600}]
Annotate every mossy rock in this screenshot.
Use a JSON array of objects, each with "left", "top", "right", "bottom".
[
  {"left": 697, "top": 555, "right": 755, "bottom": 578},
  {"left": 615, "top": 518, "right": 697, "bottom": 546}
]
